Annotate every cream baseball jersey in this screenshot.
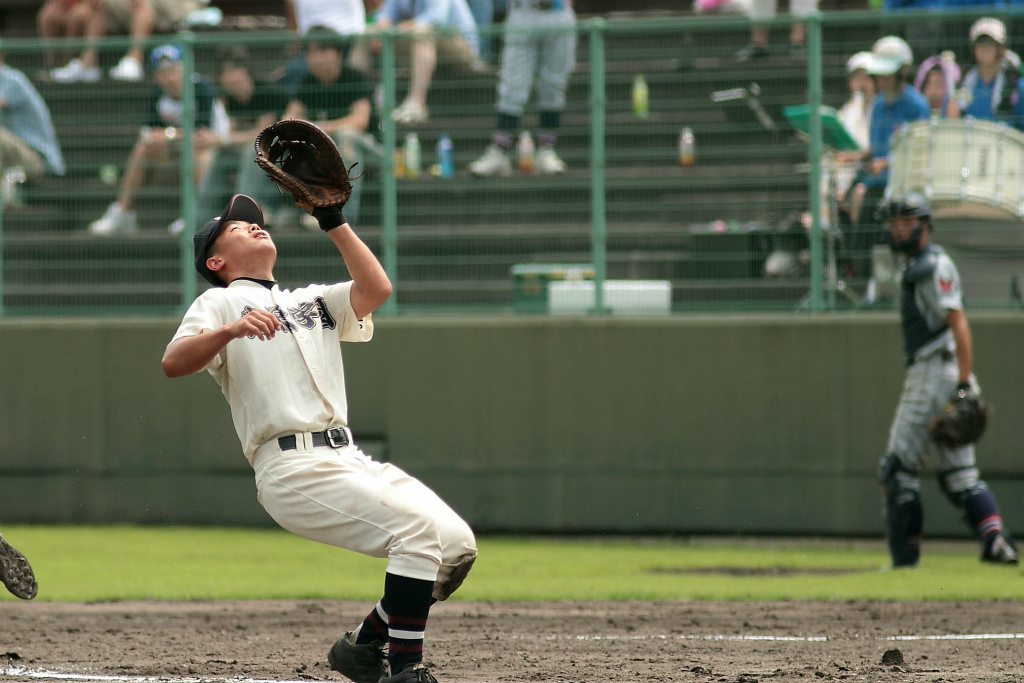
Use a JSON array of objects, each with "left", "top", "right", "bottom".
[{"left": 170, "top": 278, "right": 372, "bottom": 463}]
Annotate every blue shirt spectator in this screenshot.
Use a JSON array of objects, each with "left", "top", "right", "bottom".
[
  {"left": 866, "top": 85, "right": 929, "bottom": 187},
  {"left": 0, "top": 60, "right": 65, "bottom": 178},
  {"left": 953, "top": 18, "right": 1024, "bottom": 128},
  {"left": 376, "top": 0, "right": 480, "bottom": 55}
]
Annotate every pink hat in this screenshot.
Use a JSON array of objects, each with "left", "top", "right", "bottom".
[{"left": 913, "top": 53, "right": 961, "bottom": 92}]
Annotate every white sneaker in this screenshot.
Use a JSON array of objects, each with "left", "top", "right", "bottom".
[
  {"left": 109, "top": 55, "right": 143, "bottom": 82},
  {"left": 391, "top": 99, "right": 428, "bottom": 125},
  {"left": 468, "top": 144, "right": 512, "bottom": 178},
  {"left": 88, "top": 202, "right": 137, "bottom": 235},
  {"left": 167, "top": 217, "right": 186, "bottom": 235},
  {"left": 51, "top": 58, "right": 101, "bottom": 83},
  {"left": 534, "top": 147, "right": 566, "bottom": 175}
]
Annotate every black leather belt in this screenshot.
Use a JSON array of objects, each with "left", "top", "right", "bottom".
[
  {"left": 909, "top": 349, "right": 954, "bottom": 366},
  {"left": 278, "top": 427, "right": 350, "bottom": 451},
  {"left": 516, "top": 0, "right": 558, "bottom": 9}
]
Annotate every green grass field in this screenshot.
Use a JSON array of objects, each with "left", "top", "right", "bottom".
[{"left": 2, "top": 526, "right": 1021, "bottom": 603}]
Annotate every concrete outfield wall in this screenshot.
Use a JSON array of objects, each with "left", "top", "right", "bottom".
[{"left": 1, "top": 314, "right": 1022, "bottom": 537}]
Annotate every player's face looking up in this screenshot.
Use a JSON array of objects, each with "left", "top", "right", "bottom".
[{"left": 206, "top": 221, "right": 277, "bottom": 282}]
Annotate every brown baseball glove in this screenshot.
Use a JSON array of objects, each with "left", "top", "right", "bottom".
[
  {"left": 254, "top": 119, "right": 359, "bottom": 208},
  {"left": 928, "top": 384, "right": 992, "bottom": 448}
]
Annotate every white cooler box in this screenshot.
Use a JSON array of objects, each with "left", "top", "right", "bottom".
[{"left": 548, "top": 280, "right": 672, "bottom": 315}]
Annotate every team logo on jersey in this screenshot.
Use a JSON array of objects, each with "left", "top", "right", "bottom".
[
  {"left": 939, "top": 277, "right": 955, "bottom": 294},
  {"left": 241, "top": 297, "right": 337, "bottom": 337}
]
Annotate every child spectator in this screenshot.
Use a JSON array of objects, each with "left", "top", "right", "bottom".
[
  {"left": 842, "top": 36, "right": 928, "bottom": 274},
  {"left": 363, "top": 0, "right": 482, "bottom": 124},
  {"left": 88, "top": 45, "right": 222, "bottom": 235},
  {"left": 279, "top": 0, "right": 368, "bottom": 90},
  {"left": 194, "top": 46, "right": 290, "bottom": 232},
  {"left": 41, "top": 0, "right": 200, "bottom": 83},
  {"left": 914, "top": 52, "right": 961, "bottom": 118},
  {"left": 284, "top": 27, "right": 376, "bottom": 226},
  {"left": 949, "top": 18, "right": 1024, "bottom": 129},
  {"left": 832, "top": 51, "right": 875, "bottom": 203},
  {"left": 0, "top": 52, "right": 66, "bottom": 191}
]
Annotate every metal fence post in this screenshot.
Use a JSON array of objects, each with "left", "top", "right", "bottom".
[
  {"left": 0, "top": 96, "right": 5, "bottom": 317},
  {"left": 588, "top": 18, "right": 609, "bottom": 315},
  {"left": 379, "top": 31, "right": 399, "bottom": 315},
  {"left": 179, "top": 31, "right": 197, "bottom": 310},
  {"left": 806, "top": 15, "right": 824, "bottom": 311}
]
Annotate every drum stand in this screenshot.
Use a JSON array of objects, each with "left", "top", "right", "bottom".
[{"left": 797, "top": 149, "right": 860, "bottom": 310}]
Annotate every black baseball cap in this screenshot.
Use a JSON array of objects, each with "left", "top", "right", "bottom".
[{"left": 194, "top": 194, "right": 264, "bottom": 287}]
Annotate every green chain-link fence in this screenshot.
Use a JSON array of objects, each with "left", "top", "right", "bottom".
[{"left": 2, "top": 10, "right": 1024, "bottom": 315}]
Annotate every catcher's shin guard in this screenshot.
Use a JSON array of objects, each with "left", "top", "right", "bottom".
[{"left": 880, "top": 453, "right": 923, "bottom": 567}]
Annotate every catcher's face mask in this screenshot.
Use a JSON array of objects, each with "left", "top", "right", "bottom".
[{"left": 193, "top": 194, "right": 264, "bottom": 287}]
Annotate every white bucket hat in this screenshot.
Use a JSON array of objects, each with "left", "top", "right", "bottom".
[
  {"left": 970, "top": 17, "right": 1007, "bottom": 45},
  {"left": 867, "top": 36, "right": 913, "bottom": 76}
]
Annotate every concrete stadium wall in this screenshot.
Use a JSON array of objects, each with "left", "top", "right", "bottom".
[{"left": 1, "top": 313, "right": 1022, "bottom": 538}]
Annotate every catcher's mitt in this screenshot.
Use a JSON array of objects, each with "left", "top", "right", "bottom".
[
  {"left": 254, "top": 119, "right": 359, "bottom": 208},
  {"left": 928, "top": 385, "right": 991, "bottom": 448}
]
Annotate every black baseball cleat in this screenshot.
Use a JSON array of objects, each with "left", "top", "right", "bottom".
[
  {"left": 0, "top": 532, "right": 37, "bottom": 600},
  {"left": 379, "top": 663, "right": 438, "bottom": 683},
  {"left": 327, "top": 631, "right": 387, "bottom": 683},
  {"left": 981, "top": 533, "right": 1019, "bottom": 565}
]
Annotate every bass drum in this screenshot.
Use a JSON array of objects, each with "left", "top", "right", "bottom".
[{"left": 889, "top": 118, "right": 1024, "bottom": 223}]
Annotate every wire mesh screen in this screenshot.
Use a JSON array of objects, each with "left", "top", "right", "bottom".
[{"left": 3, "top": 11, "right": 1024, "bottom": 315}]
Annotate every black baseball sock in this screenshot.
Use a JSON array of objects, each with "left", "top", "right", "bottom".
[
  {"left": 354, "top": 598, "right": 389, "bottom": 644},
  {"left": 383, "top": 572, "right": 434, "bottom": 675}
]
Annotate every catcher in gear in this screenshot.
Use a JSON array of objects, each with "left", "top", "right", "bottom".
[
  {"left": 164, "top": 128, "right": 476, "bottom": 683},
  {"left": 875, "top": 192, "right": 1017, "bottom": 568}
]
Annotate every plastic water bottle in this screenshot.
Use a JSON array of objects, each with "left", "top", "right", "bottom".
[
  {"left": 679, "top": 127, "right": 695, "bottom": 167},
  {"left": 403, "top": 132, "right": 421, "bottom": 178},
  {"left": 632, "top": 74, "right": 649, "bottom": 120},
  {"left": 436, "top": 133, "right": 454, "bottom": 179},
  {"left": 517, "top": 131, "right": 535, "bottom": 175},
  {"left": 393, "top": 148, "right": 406, "bottom": 179},
  {"left": 2, "top": 166, "right": 26, "bottom": 207}
]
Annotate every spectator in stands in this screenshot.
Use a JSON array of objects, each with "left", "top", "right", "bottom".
[
  {"left": 41, "top": 0, "right": 200, "bottom": 83},
  {"left": 88, "top": 45, "right": 223, "bottom": 235},
  {"left": 844, "top": 37, "right": 927, "bottom": 222},
  {"left": 914, "top": 52, "right": 961, "bottom": 118},
  {"left": 283, "top": 27, "right": 376, "bottom": 227},
  {"left": 842, "top": 36, "right": 928, "bottom": 273},
  {"left": 948, "top": 18, "right": 1024, "bottom": 129},
  {"left": 0, "top": 52, "right": 66, "bottom": 195},
  {"left": 466, "top": 0, "right": 494, "bottom": 63},
  {"left": 468, "top": 0, "right": 575, "bottom": 177},
  {"left": 735, "top": 0, "right": 819, "bottom": 62},
  {"left": 362, "top": 0, "right": 482, "bottom": 124},
  {"left": 279, "top": 0, "right": 368, "bottom": 90},
  {"left": 195, "top": 46, "right": 290, "bottom": 232},
  {"left": 832, "top": 51, "right": 875, "bottom": 202}
]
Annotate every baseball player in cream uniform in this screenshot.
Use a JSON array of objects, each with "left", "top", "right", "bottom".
[{"left": 163, "top": 194, "right": 476, "bottom": 683}]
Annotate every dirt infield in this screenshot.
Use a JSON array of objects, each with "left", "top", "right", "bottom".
[{"left": 1, "top": 600, "right": 1022, "bottom": 682}]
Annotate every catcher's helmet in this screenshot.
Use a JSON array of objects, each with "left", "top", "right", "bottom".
[
  {"left": 876, "top": 191, "right": 931, "bottom": 222},
  {"left": 877, "top": 191, "right": 931, "bottom": 253}
]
